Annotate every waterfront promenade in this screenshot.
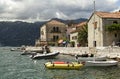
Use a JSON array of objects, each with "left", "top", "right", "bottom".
[
  {"left": 51, "top": 47, "right": 120, "bottom": 58},
  {"left": 25, "top": 46, "right": 120, "bottom": 60}
]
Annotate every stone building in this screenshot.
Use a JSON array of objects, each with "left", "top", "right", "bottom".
[
  {"left": 35, "top": 20, "right": 67, "bottom": 46},
  {"left": 70, "top": 22, "right": 87, "bottom": 47},
  {"left": 88, "top": 11, "right": 120, "bottom": 47}
]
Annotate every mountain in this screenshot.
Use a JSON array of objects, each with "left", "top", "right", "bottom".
[
  {"left": 0, "top": 21, "right": 45, "bottom": 46},
  {"left": 51, "top": 18, "right": 88, "bottom": 24},
  {"left": 0, "top": 18, "right": 87, "bottom": 46}
]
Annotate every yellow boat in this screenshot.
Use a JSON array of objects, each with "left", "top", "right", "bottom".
[{"left": 44, "top": 61, "right": 83, "bottom": 70}]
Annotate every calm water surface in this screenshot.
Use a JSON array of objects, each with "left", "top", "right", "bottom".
[{"left": 0, "top": 47, "right": 120, "bottom": 79}]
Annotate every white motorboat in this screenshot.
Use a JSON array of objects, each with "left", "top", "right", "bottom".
[
  {"left": 24, "top": 46, "right": 43, "bottom": 53},
  {"left": 31, "top": 52, "right": 60, "bottom": 59},
  {"left": 10, "top": 47, "right": 22, "bottom": 51},
  {"left": 85, "top": 60, "right": 118, "bottom": 66},
  {"left": 77, "top": 56, "right": 107, "bottom": 61},
  {"left": 75, "top": 54, "right": 107, "bottom": 61}
]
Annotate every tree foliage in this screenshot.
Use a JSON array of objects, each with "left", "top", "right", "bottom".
[
  {"left": 77, "top": 25, "right": 88, "bottom": 46},
  {"left": 0, "top": 21, "right": 45, "bottom": 46},
  {"left": 106, "top": 24, "right": 120, "bottom": 32}
]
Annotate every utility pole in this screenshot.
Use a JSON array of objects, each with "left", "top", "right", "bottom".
[{"left": 93, "top": 0, "right": 96, "bottom": 47}]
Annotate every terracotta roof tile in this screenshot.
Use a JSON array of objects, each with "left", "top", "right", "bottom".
[
  {"left": 76, "top": 21, "right": 87, "bottom": 28},
  {"left": 95, "top": 11, "right": 120, "bottom": 18},
  {"left": 46, "top": 20, "right": 65, "bottom": 25},
  {"left": 71, "top": 21, "right": 87, "bottom": 33}
]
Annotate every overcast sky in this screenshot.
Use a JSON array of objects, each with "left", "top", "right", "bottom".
[{"left": 0, "top": 0, "right": 120, "bottom": 22}]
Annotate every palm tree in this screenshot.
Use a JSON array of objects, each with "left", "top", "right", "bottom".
[{"left": 77, "top": 25, "right": 88, "bottom": 46}]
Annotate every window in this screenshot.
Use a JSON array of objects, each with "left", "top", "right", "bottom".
[
  {"left": 53, "top": 35, "right": 59, "bottom": 41},
  {"left": 53, "top": 27, "right": 56, "bottom": 31},
  {"left": 75, "top": 36, "right": 77, "bottom": 39},
  {"left": 56, "top": 27, "right": 59, "bottom": 32},
  {"left": 72, "top": 36, "right": 74, "bottom": 40},
  {"left": 93, "top": 21, "right": 97, "bottom": 29},
  {"left": 115, "top": 33, "right": 117, "bottom": 38},
  {"left": 113, "top": 21, "right": 118, "bottom": 24},
  {"left": 72, "top": 36, "right": 77, "bottom": 40},
  {"left": 52, "top": 27, "right": 60, "bottom": 32},
  {"left": 93, "top": 41, "right": 96, "bottom": 47}
]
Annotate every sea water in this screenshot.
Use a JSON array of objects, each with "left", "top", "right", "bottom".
[{"left": 0, "top": 47, "right": 120, "bottom": 79}]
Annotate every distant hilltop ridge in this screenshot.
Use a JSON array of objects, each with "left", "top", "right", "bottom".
[
  {"left": 51, "top": 18, "right": 88, "bottom": 24},
  {"left": 0, "top": 18, "right": 87, "bottom": 46}
]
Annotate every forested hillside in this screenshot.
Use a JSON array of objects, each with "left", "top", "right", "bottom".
[
  {"left": 0, "top": 18, "right": 87, "bottom": 46},
  {"left": 0, "top": 21, "right": 45, "bottom": 46}
]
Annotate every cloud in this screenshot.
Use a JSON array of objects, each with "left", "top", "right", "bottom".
[{"left": 0, "top": 0, "right": 119, "bottom": 22}]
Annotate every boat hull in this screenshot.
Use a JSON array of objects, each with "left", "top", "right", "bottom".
[
  {"left": 85, "top": 60, "right": 118, "bottom": 66},
  {"left": 32, "top": 52, "right": 59, "bottom": 59},
  {"left": 21, "top": 52, "right": 37, "bottom": 55},
  {"left": 78, "top": 56, "right": 107, "bottom": 61},
  {"left": 45, "top": 62, "right": 83, "bottom": 70}
]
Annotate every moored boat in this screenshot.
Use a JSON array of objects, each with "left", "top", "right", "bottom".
[
  {"left": 44, "top": 61, "right": 83, "bottom": 70},
  {"left": 23, "top": 46, "right": 43, "bottom": 53},
  {"left": 31, "top": 52, "right": 60, "bottom": 59},
  {"left": 77, "top": 56, "right": 107, "bottom": 61},
  {"left": 75, "top": 54, "right": 107, "bottom": 61},
  {"left": 10, "top": 48, "right": 16, "bottom": 51},
  {"left": 85, "top": 60, "right": 118, "bottom": 66},
  {"left": 21, "top": 51, "right": 37, "bottom": 55},
  {"left": 10, "top": 47, "right": 22, "bottom": 51}
]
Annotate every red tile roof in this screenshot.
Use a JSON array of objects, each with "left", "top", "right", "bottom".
[
  {"left": 46, "top": 20, "right": 65, "bottom": 25},
  {"left": 71, "top": 21, "right": 87, "bottom": 33},
  {"left": 95, "top": 11, "right": 120, "bottom": 18},
  {"left": 76, "top": 21, "right": 87, "bottom": 28}
]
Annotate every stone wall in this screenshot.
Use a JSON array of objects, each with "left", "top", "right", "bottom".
[
  {"left": 50, "top": 47, "right": 120, "bottom": 58},
  {"left": 25, "top": 46, "right": 120, "bottom": 58},
  {"left": 50, "top": 47, "right": 89, "bottom": 55}
]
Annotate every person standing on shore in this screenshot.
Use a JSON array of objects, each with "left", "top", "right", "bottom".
[{"left": 43, "top": 45, "right": 50, "bottom": 53}]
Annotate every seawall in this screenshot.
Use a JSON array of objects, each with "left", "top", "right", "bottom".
[
  {"left": 24, "top": 46, "right": 120, "bottom": 59},
  {"left": 50, "top": 47, "right": 120, "bottom": 59}
]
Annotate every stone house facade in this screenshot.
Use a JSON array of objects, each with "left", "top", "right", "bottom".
[
  {"left": 70, "top": 22, "right": 87, "bottom": 47},
  {"left": 35, "top": 20, "right": 67, "bottom": 46},
  {"left": 88, "top": 11, "right": 120, "bottom": 47}
]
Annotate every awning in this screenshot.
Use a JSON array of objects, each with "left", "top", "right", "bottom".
[{"left": 58, "top": 39, "right": 63, "bottom": 43}]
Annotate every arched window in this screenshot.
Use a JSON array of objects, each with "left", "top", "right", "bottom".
[
  {"left": 53, "top": 27, "right": 56, "bottom": 31},
  {"left": 52, "top": 27, "right": 60, "bottom": 32}
]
